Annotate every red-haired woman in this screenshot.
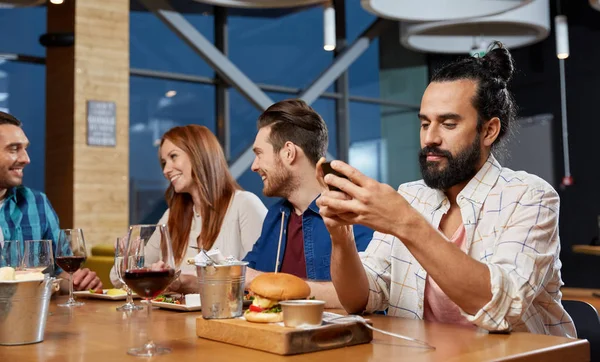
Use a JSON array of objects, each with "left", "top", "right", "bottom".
[{"left": 111, "top": 125, "right": 266, "bottom": 293}]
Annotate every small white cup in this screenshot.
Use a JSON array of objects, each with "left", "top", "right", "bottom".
[{"left": 185, "top": 293, "right": 201, "bottom": 307}]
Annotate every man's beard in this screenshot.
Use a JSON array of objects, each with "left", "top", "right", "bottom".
[
  {"left": 0, "top": 178, "right": 20, "bottom": 190},
  {"left": 0, "top": 164, "right": 25, "bottom": 190},
  {"left": 418, "top": 136, "right": 482, "bottom": 191},
  {"left": 262, "top": 156, "right": 298, "bottom": 199}
]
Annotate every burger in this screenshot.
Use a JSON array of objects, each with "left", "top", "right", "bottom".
[{"left": 245, "top": 272, "right": 311, "bottom": 323}]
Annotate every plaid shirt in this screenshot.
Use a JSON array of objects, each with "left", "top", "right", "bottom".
[
  {"left": 0, "top": 186, "right": 64, "bottom": 275},
  {"left": 361, "top": 155, "right": 576, "bottom": 337}
]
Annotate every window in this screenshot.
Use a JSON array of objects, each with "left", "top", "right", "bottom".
[
  {"left": 229, "top": 8, "right": 333, "bottom": 89},
  {"left": 347, "top": 1, "right": 380, "bottom": 98},
  {"left": 0, "top": 7, "right": 46, "bottom": 57},
  {"left": 349, "top": 102, "right": 383, "bottom": 182},
  {"left": 130, "top": 10, "right": 215, "bottom": 77}
]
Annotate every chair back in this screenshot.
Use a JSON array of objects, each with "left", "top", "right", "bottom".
[{"left": 562, "top": 300, "right": 600, "bottom": 361}]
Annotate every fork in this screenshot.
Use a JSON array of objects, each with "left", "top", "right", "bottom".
[{"left": 325, "top": 313, "right": 436, "bottom": 350}]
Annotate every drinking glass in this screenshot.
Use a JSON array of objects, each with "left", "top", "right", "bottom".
[
  {"left": 22, "top": 240, "right": 54, "bottom": 274},
  {"left": 115, "top": 237, "right": 143, "bottom": 311},
  {"left": 0, "top": 240, "right": 22, "bottom": 269},
  {"left": 56, "top": 229, "right": 87, "bottom": 307},
  {"left": 123, "top": 224, "right": 177, "bottom": 356}
]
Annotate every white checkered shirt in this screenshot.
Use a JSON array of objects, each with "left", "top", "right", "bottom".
[{"left": 360, "top": 155, "right": 576, "bottom": 337}]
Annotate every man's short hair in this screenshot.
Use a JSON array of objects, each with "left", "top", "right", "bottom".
[
  {"left": 0, "top": 111, "right": 22, "bottom": 127},
  {"left": 257, "top": 99, "right": 328, "bottom": 165}
]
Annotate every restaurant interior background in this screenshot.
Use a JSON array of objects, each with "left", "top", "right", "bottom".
[{"left": 0, "top": 0, "right": 597, "bottom": 288}]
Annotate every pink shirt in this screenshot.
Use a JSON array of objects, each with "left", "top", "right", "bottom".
[{"left": 423, "top": 224, "right": 475, "bottom": 328}]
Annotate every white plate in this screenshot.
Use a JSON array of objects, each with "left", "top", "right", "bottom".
[
  {"left": 148, "top": 300, "right": 202, "bottom": 312},
  {"left": 72, "top": 289, "right": 140, "bottom": 300}
]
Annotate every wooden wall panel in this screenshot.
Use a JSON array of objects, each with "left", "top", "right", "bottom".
[
  {"left": 46, "top": 0, "right": 129, "bottom": 248},
  {"left": 45, "top": 0, "right": 75, "bottom": 228}
]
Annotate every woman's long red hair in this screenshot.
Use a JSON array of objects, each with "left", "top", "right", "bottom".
[{"left": 160, "top": 125, "right": 240, "bottom": 265}]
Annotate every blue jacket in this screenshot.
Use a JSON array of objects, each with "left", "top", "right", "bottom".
[{"left": 243, "top": 197, "right": 373, "bottom": 280}]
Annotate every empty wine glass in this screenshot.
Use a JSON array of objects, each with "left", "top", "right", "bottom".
[
  {"left": 0, "top": 240, "right": 22, "bottom": 269},
  {"left": 56, "top": 229, "right": 87, "bottom": 307},
  {"left": 115, "top": 237, "right": 143, "bottom": 311},
  {"left": 22, "top": 240, "right": 54, "bottom": 275},
  {"left": 123, "top": 224, "right": 177, "bottom": 356}
]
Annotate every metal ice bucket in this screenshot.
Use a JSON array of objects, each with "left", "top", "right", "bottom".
[
  {"left": 196, "top": 261, "right": 248, "bottom": 319},
  {"left": 0, "top": 277, "right": 54, "bottom": 345}
]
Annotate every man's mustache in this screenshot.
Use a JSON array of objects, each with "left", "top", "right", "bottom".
[
  {"left": 419, "top": 146, "right": 452, "bottom": 159},
  {"left": 9, "top": 162, "right": 28, "bottom": 169}
]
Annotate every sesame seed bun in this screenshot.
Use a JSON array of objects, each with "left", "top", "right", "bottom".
[{"left": 249, "top": 272, "right": 311, "bottom": 301}]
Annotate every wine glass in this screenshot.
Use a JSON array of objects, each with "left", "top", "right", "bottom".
[
  {"left": 115, "top": 237, "right": 143, "bottom": 311},
  {"left": 56, "top": 229, "right": 87, "bottom": 307},
  {"left": 123, "top": 224, "right": 177, "bottom": 356},
  {"left": 0, "top": 240, "right": 22, "bottom": 269},
  {"left": 22, "top": 240, "right": 54, "bottom": 275}
]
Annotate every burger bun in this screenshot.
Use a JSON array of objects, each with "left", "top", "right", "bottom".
[
  {"left": 244, "top": 311, "right": 283, "bottom": 323},
  {"left": 250, "top": 272, "right": 310, "bottom": 300}
]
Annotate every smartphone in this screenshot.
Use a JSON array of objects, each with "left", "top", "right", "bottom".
[{"left": 321, "top": 161, "right": 348, "bottom": 192}]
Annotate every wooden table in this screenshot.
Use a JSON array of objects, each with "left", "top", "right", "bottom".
[
  {"left": 572, "top": 245, "right": 600, "bottom": 256},
  {"left": 563, "top": 287, "right": 600, "bottom": 311},
  {"left": 1, "top": 297, "right": 590, "bottom": 362}
]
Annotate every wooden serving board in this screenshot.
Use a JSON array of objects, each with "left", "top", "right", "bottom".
[{"left": 196, "top": 316, "right": 373, "bottom": 355}]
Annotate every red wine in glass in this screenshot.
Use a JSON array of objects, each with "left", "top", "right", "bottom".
[
  {"left": 56, "top": 228, "right": 88, "bottom": 307},
  {"left": 124, "top": 268, "right": 175, "bottom": 299},
  {"left": 56, "top": 256, "right": 85, "bottom": 273},
  {"left": 123, "top": 224, "right": 178, "bottom": 357}
]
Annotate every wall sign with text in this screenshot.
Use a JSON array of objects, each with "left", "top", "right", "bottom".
[{"left": 87, "top": 100, "right": 116, "bottom": 147}]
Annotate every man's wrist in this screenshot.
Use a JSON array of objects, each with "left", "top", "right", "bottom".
[
  {"left": 329, "top": 225, "right": 354, "bottom": 247},
  {"left": 392, "top": 210, "right": 427, "bottom": 245}
]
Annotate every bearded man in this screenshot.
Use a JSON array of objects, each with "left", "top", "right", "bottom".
[
  {"left": 243, "top": 99, "right": 373, "bottom": 308},
  {"left": 317, "top": 43, "right": 575, "bottom": 337},
  {"left": 0, "top": 111, "right": 102, "bottom": 292}
]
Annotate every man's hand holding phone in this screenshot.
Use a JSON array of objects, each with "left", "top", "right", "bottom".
[
  {"left": 316, "top": 157, "right": 414, "bottom": 238},
  {"left": 315, "top": 158, "right": 355, "bottom": 238},
  {"left": 320, "top": 161, "right": 349, "bottom": 192}
]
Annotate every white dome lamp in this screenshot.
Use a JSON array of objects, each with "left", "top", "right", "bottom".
[
  {"left": 361, "top": 0, "right": 533, "bottom": 22},
  {"left": 0, "top": 0, "right": 45, "bottom": 7},
  {"left": 400, "top": 0, "right": 550, "bottom": 54},
  {"left": 590, "top": 0, "right": 600, "bottom": 11},
  {"left": 192, "top": 0, "right": 325, "bottom": 8}
]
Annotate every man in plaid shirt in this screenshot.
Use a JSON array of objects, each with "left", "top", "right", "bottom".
[
  {"left": 0, "top": 111, "right": 102, "bottom": 291},
  {"left": 317, "top": 43, "right": 575, "bottom": 337}
]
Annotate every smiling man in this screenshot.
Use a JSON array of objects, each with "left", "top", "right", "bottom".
[
  {"left": 243, "top": 99, "right": 373, "bottom": 307},
  {"left": 317, "top": 43, "right": 576, "bottom": 336},
  {"left": 0, "top": 111, "right": 102, "bottom": 291}
]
